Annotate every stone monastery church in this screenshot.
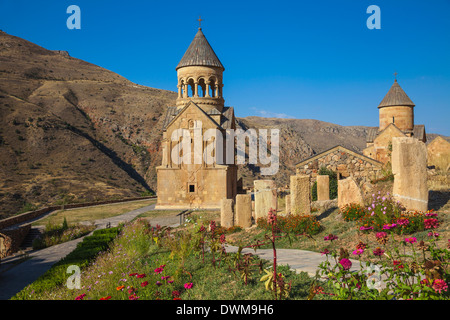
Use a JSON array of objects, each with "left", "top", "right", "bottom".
[
  {"left": 156, "top": 25, "right": 429, "bottom": 209},
  {"left": 156, "top": 27, "right": 238, "bottom": 209}
]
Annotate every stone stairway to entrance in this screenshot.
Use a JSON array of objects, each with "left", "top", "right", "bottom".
[{"left": 19, "top": 226, "right": 44, "bottom": 250}]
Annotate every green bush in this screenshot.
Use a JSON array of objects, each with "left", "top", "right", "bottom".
[{"left": 311, "top": 167, "right": 337, "bottom": 201}]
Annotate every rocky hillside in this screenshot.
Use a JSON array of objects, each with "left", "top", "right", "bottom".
[
  {"left": 0, "top": 31, "right": 446, "bottom": 218},
  {"left": 0, "top": 30, "right": 176, "bottom": 217},
  {"left": 236, "top": 117, "right": 370, "bottom": 188}
]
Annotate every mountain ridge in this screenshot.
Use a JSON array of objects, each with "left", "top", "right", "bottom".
[{"left": 0, "top": 31, "right": 446, "bottom": 217}]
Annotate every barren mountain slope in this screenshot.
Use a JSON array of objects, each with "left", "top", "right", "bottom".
[{"left": 0, "top": 30, "right": 176, "bottom": 217}]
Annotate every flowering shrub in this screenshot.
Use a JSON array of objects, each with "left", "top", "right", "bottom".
[
  {"left": 32, "top": 222, "right": 96, "bottom": 250},
  {"left": 312, "top": 230, "right": 450, "bottom": 300},
  {"left": 340, "top": 192, "right": 440, "bottom": 235},
  {"left": 340, "top": 203, "right": 366, "bottom": 222},
  {"left": 257, "top": 214, "right": 322, "bottom": 235}
]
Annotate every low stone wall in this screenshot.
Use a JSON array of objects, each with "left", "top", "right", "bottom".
[
  {"left": 0, "top": 196, "right": 156, "bottom": 230},
  {"left": 0, "top": 196, "right": 156, "bottom": 258},
  {"left": 0, "top": 224, "right": 31, "bottom": 258}
]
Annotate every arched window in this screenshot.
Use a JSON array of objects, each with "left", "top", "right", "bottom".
[
  {"left": 209, "top": 78, "right": 216, "bottom": 97},
  {"left": 187, "top": 78, "right": 195, "bottom": 97},
  {"left": 198, "top": 78, "right": 206, "bottom": 97}
]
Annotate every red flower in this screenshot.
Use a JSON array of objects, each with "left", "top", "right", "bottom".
[
  {"left": 432, "top": 279, "right": 448, "bottom": 294},
  {"left": 128, "top": 273, "right": 137, "bottom": 277},
  {"left": 372, "top": 247, "right": 385, "bottom": 256},
  {"left": 324, "top": 234, "right": 338, "bottom": 241},
  {"left": 339, "top": 258, "right": 352, "bottom": 271},
  {"left": 100, "top": 296, "right": 111, "bottom": 300},
  {"left": 172, "top": 290, "right": 181, "bottom": 298},
  {"left": 141, "top": 281, "right": 149, "bottom": 287},
  {"left": 75, "top": 293, "right": 86, "bottom": 300},
  {"left": 393, "top": 260, "right": 404, "bottom": 269},
  {"left": 136, "top": 273, "right": 146, "bottom": 278},
  {"left": 128, "top": 294, "right": 139, "bottom": 300}
]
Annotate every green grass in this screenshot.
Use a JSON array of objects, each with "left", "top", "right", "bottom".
[
  {"left": 12, "top": 227, "right": 121, "bottom": 300},
  {"left": 13, "top": 219, "right": 324, "bottom": 300},
  {"left": 32, "top": 198, "right": 156, "bottom": 227}
]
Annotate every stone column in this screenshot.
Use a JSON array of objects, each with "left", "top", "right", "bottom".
[
  {"left": 220, "top": 198, "right": 235, "bottom": 228},
  {"left": 317, "top": 175, "right": 330, "bottom": 201},
  {"left": 194, "top": 81, "right": 198, "bottom": 97},
  {"left": 290, "top": 175, "right": 311, "bottom": 215},
  {"left": 254, "top": 180, "right": 277, "bottom": 221},
  {"left": 183, "top": 84, "right": 188, "bottom": 98},
  {"left": 392, "top": 137, "right": 428, "bottom": 212},
  {"left": 285, "top": 194, "right": 291, "bottom": 214},
  {"left": 235, "top": 194, "right": 252, "bottom": 228},
  {"left": 177, "top": 84, "right": 181, "bottom": 98},
  {"left": 205, "top": 82, "right": 211, "bottom": 97},
  {"left": 338, "top": 177, "right": 364, "bottom": 209}
]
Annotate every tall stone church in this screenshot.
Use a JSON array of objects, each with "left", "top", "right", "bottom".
[{"left": 156, "top": 27, "right": 238, "bottom": 209}]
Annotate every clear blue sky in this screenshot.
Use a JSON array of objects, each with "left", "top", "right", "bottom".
[{"left": 1, "top": 0, "right": 449, "bottom": 135}]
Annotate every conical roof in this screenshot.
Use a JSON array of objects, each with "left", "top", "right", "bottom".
[
  {"left": 378, "top": 80, "right": 415, "bottom": 108},
  {"left": 176, "top": 28, "right": 224, "bottom": 71}
]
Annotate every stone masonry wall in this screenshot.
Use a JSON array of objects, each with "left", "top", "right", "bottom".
[{"left": 296, "top": 148, "right": 383, "bottom": 194}]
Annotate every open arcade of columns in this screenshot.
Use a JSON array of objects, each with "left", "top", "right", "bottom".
[{"left": 221, "top": 137, "right": 429, "bottom": 229}]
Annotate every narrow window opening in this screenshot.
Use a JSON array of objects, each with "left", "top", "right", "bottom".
[{"left": 189, "top": 184, "right": 195, "bottom": 193}]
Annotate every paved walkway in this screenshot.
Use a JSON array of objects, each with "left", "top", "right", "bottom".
[
  {"left": 0, "top": 203, "right": 361, "bottom": 300},
  {"left": 0, "top": 203, "right": 160, "bottom": 300},
  {"left": 225, "top": 246, "right": 361, "bottom": 277}
]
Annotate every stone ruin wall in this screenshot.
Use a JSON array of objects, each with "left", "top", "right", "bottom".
[{"left": 296, "top": 149, "right": 383, "bottom": 196}]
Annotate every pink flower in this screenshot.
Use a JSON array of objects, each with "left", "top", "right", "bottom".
[
  {"left": 128, "top": 294, "right": 139, "bottom": 300},
  {"left": 184, "top": 282, "right": 193, "bottom": 289},
  {"left": 339, "top": 258, "right": 352, "bottom": 271},
  {"left": 267, "top": 210, "right": 277, "bottom": 225},
  {"left": 424, "top": 218, "right": 439, "bottom": 229},
  {"left": 352, "top": 249, "right": 364, "bottom": 256},
  {"left": 428, "top": 231, "right": 440, "bottom": 238},
  {"left": 376, "top": 231, "right": 387, "bottom": 239},
  {"left": 404, "top": 237, "right": 417, "bottom": 244},
  {"left": 359, "top": 226, "right": 373, "bottom": 231},
  {"left": 432, "top": 279, "right": 448, "bottom": 294},
  {"left": 382, "top": 223, "right": 397, "bottom": 230},
  {"left": 320, "top": 249, "right": 330, "bottom": 256},
  {"left": 75, "top": 293, "right": 86, "bottom": 300},
  {"left": 324, "top": 234, "right": 338, "bottom": 241}
]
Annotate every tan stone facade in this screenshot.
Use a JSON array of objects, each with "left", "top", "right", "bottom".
[{"left": 156, "top": 28, "right": 238, "bottom": 209}]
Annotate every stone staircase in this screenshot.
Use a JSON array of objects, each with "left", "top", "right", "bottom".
[{"left": 19, "top": 227, "right": 44, "bottom": 249}]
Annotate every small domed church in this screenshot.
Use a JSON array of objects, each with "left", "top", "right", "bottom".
[
  {"left": 155, "top": 27, "right": 238, "bottom": 209},
  {"left": 363, "top": 79, "right": 426, "bottom": 164}
]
